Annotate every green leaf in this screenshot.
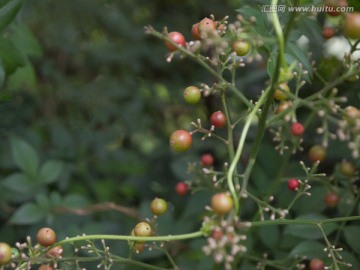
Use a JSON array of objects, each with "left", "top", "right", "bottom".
[
  {"left": 0, "top": 37, "right": 25, "bottom": 74},
  {"left": 9, "top": 202, "right": 45, "bottom": 224},
  {"left": 341, "top": 251, "right": 360, "bottom": 269},
  {"left": 284, "top": 214, "right": 338, "bottom": 239},
  {"left": 10, "top": 136, "right": 39, "bottom": 176},
  {"left": 289, "top": 240, "right": 326, "bottom": 258},
  {"left": 7, "top": 60, "right": 36, "bottom": 90},
  {"left": 0, "top": 0, "right": 23, "bottom": 32},
  {"left": 344, "top": 225, "right": 360, "bottom": 255},
  {"left": 259, "top": 225, "right": 280, "bottom": 249},
  {"left": 286, "top": 42, "right": 312, "bottom": 82},
  {"left": 10, "top": 23, "right": 42, "bottom": 58},
  {"left": 1, "top": 172, "right": 35, "bottom": 193},
  {"left": 39, "top": 160, "right": 63, "bottom": 184}
]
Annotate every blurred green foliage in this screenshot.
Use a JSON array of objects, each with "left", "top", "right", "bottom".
[
  {"left": 0, "top": 0, "right": 242, "bottom": 268},
  {"left": 0, "top": 0, "right": 360, "bottom": 269}
]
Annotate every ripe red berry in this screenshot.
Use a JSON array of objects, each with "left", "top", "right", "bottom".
[
  {"left": 150, "top": 198, "right": 168, "bottom": 216},
  {"left": 325, "top": 192, "right": 340, "bottom": 208},
  {"left": 308, "top": 145, "right": 326, "bottom": 163},
  {"left": 198, "top": 17, "right": 216, "bottom": 35},
  {"left": 211, "top": 228, "right": 223, "bottom": 240},
  {"left": 201, "top": 153, "right": 214, "bottom": 166},
  {"left": 322, "top": 26, "right": 336, "bottom": 39},
  {"left": 0, "top": 242, "right": 11, "bottom": 265},
  {"left": 210, "top": 111, "right": 227, "bottom": 128},
  {"left": 211, "top": 193, "right": 233, "bottom": 215},
  {"left": 309, "top": 258, "right": 324, "bottom": 270},
  {"left": 175, "top": 182, "right": 188, "bottom": 196},
  {"left": 288, "top": 179, "right": 300, "bottom": 191},
  {"left": 36, "top": 228, "right": 57, "bottom": 247},
  {"left": 291, "top": 122, "right": 304, "bottom": 136},
  {"left": 134, "top": 222, "right": 152, "bottom": 237},
  {"left": 183, "top": 86, "right": 201, "bottom": 104},
  {"left": 165, "top": 31, "right": 186, "bottom": 52},
  {"left": 191, "top": 23, "right": 201, "bottom": 40},
  {"left": 48, "top": 245, "right": 63, "bottom": 257},
  {"left": 169, "top": 130, "right": 192, "bottom": 152}
]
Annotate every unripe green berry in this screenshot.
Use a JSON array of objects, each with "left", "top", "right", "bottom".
[
  {"left": 183, "top": 86, "right": 201, "bottom": 104},
  {"left": 231, "top": 40, "right": 250, "bottom": 56},
  {"left": 150, "top": 198, "right": 168, "bottom": 216},
  {"left": 0, "top": 242, "right": 11, "bottom": 265},
  {"left": 134, "top": 222, "right": 152, "bottom": 237}
]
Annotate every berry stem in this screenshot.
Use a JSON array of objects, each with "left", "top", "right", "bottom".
[
  {"left": 55, "top": 231, "right": 204, "bottom": 246},
  {"left": 227, "top": 85, "right": 271, "bottom": 214},
  {"left": 250, "top": 215, "right": 360, "bottom": 227}
]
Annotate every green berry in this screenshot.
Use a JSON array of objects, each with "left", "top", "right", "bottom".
[
  {"left": 232, "top": 40, "right": 250, "bottom": 56},
  {"left": 0, "top": 242, "right": 11, "bottom": 265},
  {"left": 184, "top": 86, "right": 201, "bottom": 104},
  {"left": 150, "top": 198, "right": 168, "bottom": 216},
  {"left": 134, "top": 222, "right": 152, "bottom": 237}
]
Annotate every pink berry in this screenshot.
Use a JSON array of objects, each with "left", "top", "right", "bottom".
[
  {"left": 291, "top": 122, "right": 304, "bottom": 136},
  {"left": 176, "top": 182, "right": 188, "bottom": 196},
  {"left": 288, "top": 178, "right": 300, "bottom": 191},
  {"left": 201, "top": 153, "right": 214, "bottom": 166}
]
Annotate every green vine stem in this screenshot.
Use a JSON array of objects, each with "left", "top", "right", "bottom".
[
  {"left": 251, "top": 215, "right": 360, "bottom": 227},
  {"left": 55, "top": 231, "right": 204, "bottom": 246}
]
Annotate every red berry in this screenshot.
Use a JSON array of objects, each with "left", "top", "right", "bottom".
[
  {"left": 198, "top": 17, "right": 216, "bottom": 35},
  {"left": 175, "top": 182, "right": 188, "bottom": 196},
  {"left": 36, "top": 228, "right": 57, "bottom": 247},
  {"left": 309, "top": 258, "right": 324, "bottom": 270},
  {"left": 322, "top": 26, "right": 336, "bottom": 39},
  {"left": 287, "top": 179, "right": 300, "bottom": 191},
  {"left": 201, "top": 153, "right": 214, "bottom": 166},
  {"left": 169, "top": 130, "right": 192, "bottom": 152},
  {"left": 134, "top": 222, "right": 152, "bottom": 237},
  {"left": 0, "top": 242, "right": 11, "bottom": 265},
  {"left": 211, "top": 193, "right": 233, "bottom": 215},
  {"left": 324, "top": 0, "right": 348, "bottom": 16},
  {"left": 308, "top": 145, "right": 326, "bottom": 163},
  {"left": 48, "top": 245, "right": 63, "bottom": 257},
  {"left": 291, "top": 122, "right": 304, "bottom": 136},
  {"left": 325, "top": 192, "right": 340, "bottom": 208},
  {"left": 150, "top": 198, "right": 168, "bottom": 216},
  {"left": 210, "top": 111, "right": 227, "bottom": 128},
  {"left": 191, "top": 23, "right": 201, "bottom": 40},
  {"left": 211, "top": 228, "right": 223, "bottom": 240},
  {"left": 165, "top": 31, "right": 186, "bottom": 52}
]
